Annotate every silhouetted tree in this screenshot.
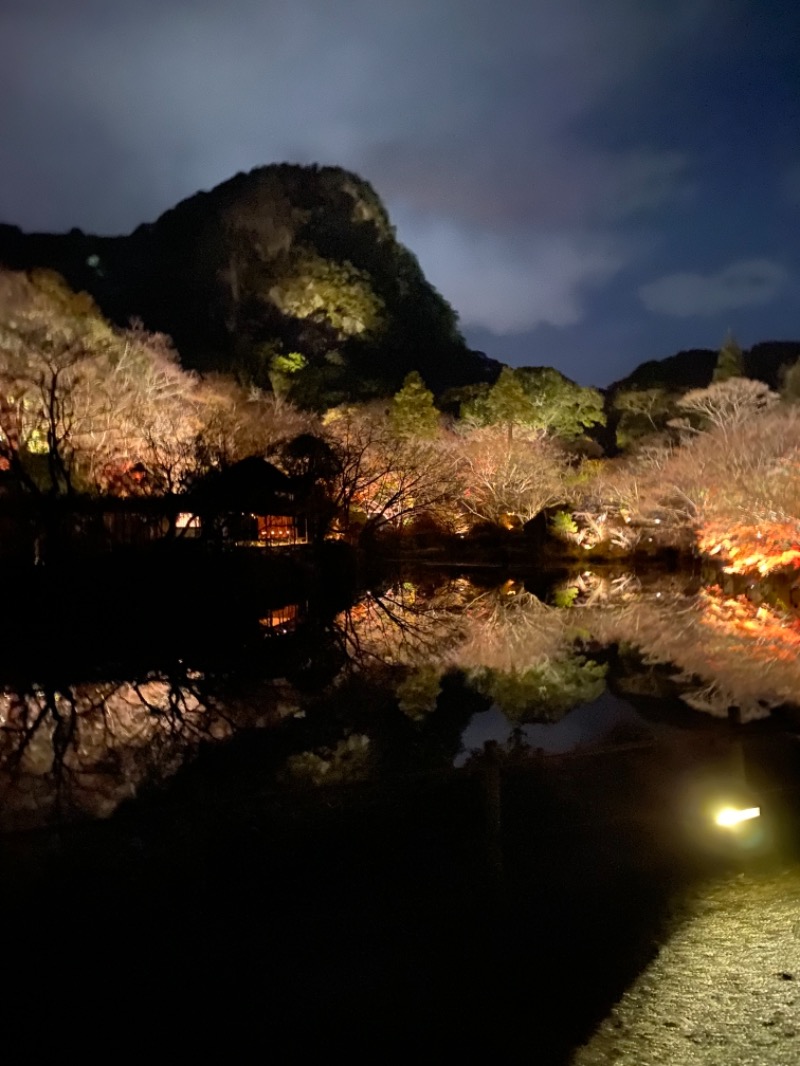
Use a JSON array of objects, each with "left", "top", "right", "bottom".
[{"left": 712, "top": 332, "right": 745, "bottom": 383}]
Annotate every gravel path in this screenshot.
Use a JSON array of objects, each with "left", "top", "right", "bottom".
[{"left": 573, "top": 864, "right": 800, "bottom": 1065}]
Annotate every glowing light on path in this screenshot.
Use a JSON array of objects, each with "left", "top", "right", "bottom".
[{"left": 714, "top": 805, "right": 761, "bottom": 828}]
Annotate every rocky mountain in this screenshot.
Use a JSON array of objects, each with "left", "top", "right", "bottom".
[{"left": 0, "top": 164, "right": 500, "bottom": 407}]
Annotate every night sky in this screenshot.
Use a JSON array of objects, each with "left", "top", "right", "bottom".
[{"left": 1, "top": 0, "right": 798, "bottom": 386}]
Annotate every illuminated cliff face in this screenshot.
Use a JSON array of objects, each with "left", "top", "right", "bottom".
[
  {"left": 267, "top": 251, "right": 385, "bottom": 340},
  {"left": 0, "top": 164, "right": 488, "bottom": 406}
]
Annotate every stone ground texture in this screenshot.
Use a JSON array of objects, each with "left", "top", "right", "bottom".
[{"left": 574, "top": 865, "right": 800, "bottom": 1065}]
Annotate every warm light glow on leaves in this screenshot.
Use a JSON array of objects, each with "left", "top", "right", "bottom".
[
  {"left": 577, "top": 579, "right": 800, "bottom": 720},
  {"left": 321, "top": 403, "right": 463, "bottom": 539},
  {"left": 698, "top": 520, "right": 800, "bottom": 576},
  {"left": 676, "top": 378, "right": 778, "bottom": 436},
  {"left": 453, "top": 425, "right": 567, "bottom": 526},
  {"left": 0, "top": 679, "right": 231, "bottom": 830},
  {"left": 696, "top": 587, "right": 800, "bottom": 659}
]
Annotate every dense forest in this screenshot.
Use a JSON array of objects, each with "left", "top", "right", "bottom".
[{"left": 1, "top": 163, "right": 799, "bottom": 591}]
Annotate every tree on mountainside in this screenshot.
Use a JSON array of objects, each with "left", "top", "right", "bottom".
[
  {"left": 267, "top": 350, "right": 308, "bottom": 397},
  {"left": 268, "top": 250, "right": 385, "bottom": 340},
  {"left": 515, "top": 367, "right": 605, "bottom": 440},
  {"left": 712, "top": 332, "right": 745, "bottom": 383},
  {"left": 389, "top": 372, "right": 440, "bottom": 440},
  {"left": 460, "top": 366, "right": 604, "bottom": 444},
  {"left": 461, "top": 367, "right": 532, "bottom": 445}
]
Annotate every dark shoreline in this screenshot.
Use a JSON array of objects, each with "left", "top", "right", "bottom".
[{"left": 2, "top": 730, "right": 798, "bottom": 1057}]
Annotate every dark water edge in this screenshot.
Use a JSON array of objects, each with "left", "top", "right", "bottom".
[
  {"left": 3, "top": 733, "right": 798, "bottom": 1059},
  {"left": 2, "top": 545, "right": 799, "bottom": 1057},
  {"left": 0, "top": 755, "right": 680, "bottom": 1057},
  {"left": 0, "top": 539, "right": 357, "bottom": 681}
]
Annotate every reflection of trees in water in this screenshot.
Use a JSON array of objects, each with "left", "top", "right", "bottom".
[
  {"left": 282, "top": 733, "right": 372, "bottom": 786},
  {"left": 340, "top": 572, "right": 800, "bottom": 727},
  {"left": 551, "top": 569, "right": 643, "bottom": 609},
  {"left": 12, "top": 569, "right": 795, "bottom": 823},
  {"left": 336, "top": 577, "right": 581, "bottom": 680},
  {"left": 332, "top": 578, "right": 607, "bottom": 726},
  {"left": 0, "top": 674, "right": 233, "bottom": 830},
  {"left": 449, "top": 582, "right": 606, "bottom": 722},
  {"left": 279, "top": 582, "right": 479, "bottom": 787},
  {"left": 332, "top": 578, "right": 469, "bottom": 672},
  {"left": 573, "top": 579, "right": 800, "bottom": 721},
  {"left": 466, "top": 658, "right": 606, "bottom": 723},
  {"left": 450, "top": 581, "right": 569, "bottom": 674}
]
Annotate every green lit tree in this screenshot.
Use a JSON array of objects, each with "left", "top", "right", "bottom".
[
  {"left": 461, "top": 366, "right": 604, "bottom": 443},
  {"left": 268, "top": 350, "right": 307, "bottom": 397},
  {"left": 389, "top": 372, "right": 440, "bottom": 439},
  {"left": 461, "top": 367, "right": 531, "bottom": 445},
  {"left": 268, "top": 250, "right": 385, "bottom": 340},
  {"left": 515, "top": 367, "right": 605, "bottom": 440},
  {"left": 612, "top": 386, "right": 677, "bottom": 449}
]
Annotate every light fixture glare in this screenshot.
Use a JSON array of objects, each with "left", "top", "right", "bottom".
[{"left": 714, "top": 805, "right": 760, "bottom": 828}]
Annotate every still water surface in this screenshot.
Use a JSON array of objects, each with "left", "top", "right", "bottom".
[
  {"left": 2, "top": 564, "right": 799, "bottom": 1060},
  {"left": 1, "top": 566, "right": 797, "bottom": 830}
]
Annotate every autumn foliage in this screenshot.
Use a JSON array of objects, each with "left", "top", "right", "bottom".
[
  {"left": 3, "top": 264, "right": 800, "bottom": 581},
  {"left": 0, "top": 267, "right": 315, "bottom": 497}
]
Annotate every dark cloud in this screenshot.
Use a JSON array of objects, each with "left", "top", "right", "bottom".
[
  {"left": 639, "top": 259, "right": 788, "bottom": 319},
  {"left": 1, "top": 0, "right": 798, "bottom": 382}
]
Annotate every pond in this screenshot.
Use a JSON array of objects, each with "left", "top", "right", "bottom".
[
  {"left": 1, "top": 562, "right": 797, "bottom": 831},
  {"left": 2, "top": 559, "right": 799, "bottom": 1058}
]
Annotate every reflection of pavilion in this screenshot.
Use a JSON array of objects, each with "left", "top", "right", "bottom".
[{"left": 258, "top": 603, "right": 301, "bottom": 633}]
